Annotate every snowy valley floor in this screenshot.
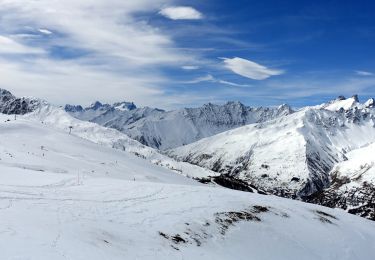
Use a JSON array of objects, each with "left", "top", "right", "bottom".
[{"left": 1, "top": 116, "right": 375, "bottom": 259}]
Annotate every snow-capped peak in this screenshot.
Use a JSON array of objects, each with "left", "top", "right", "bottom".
[
  {"left": 320, "top": 94, "right": 374, "bottom": 111},
  {"left": 113, "top": 101, "right": 137, "bottom": 111},
  {"left": 364, "top": 98, "right": 375, "bottom": 108},
  {"left": 323, "top": 95, "right": 359, "bottom": 111}
]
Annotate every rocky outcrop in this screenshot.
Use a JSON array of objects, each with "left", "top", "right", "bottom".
[{"left": 0, "top": 89, "right": 41, "bottom": 115}]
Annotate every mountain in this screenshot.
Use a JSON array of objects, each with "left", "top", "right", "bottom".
[
  {"left": 0, "top": 88, "right": 42, "bottom": 115},
  {"left": 0, "top": 88, "right": 216, "bottom": 180},
  {"left": 66, "top": 100, "right": 293, "bottom": 150},
  {"left": 2, "top": 90, "right": 375, "bottom": 259},
  {"left": 168, "top": 96, "right": 375, "bottom": 219},
  {"left": 306, "top": 142, "right": 375, "bottom": 220}
]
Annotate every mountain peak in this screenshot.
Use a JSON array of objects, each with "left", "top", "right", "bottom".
[
  {"left": 65, "top": 104, "right": 83, "bottom": 113},
  {"left": 365, "top": 98, "right": 375, "bottom": 108},
  {"left": 113, "top": 101, "right": 137, "bottom": 111},
  {"left": 89, "top": 101, "right": 103, "bottom": 110},
  {"left": 0, "top": 88, "right": 41, "bottom": 115}
]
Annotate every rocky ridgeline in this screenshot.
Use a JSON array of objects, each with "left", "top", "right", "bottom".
[{"left": 0, "top": 89, "right": 41, "bottom": 115}]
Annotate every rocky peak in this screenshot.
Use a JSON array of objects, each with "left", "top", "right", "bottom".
[
  {"left": 65, "top": 104, "right": 83, "bottom": 113},
  {"left": 352, "top": 94, "right": 359, "bottom": 102},
  {"left": 0, "top": 88, "right": 41, "bottom": 115},
  {"left": 89, "top": 101, "right": 104, "bottom": 110}
]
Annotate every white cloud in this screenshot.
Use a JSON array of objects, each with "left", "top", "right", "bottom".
[
  {"left": 222, "top": 57, "right": 284, "bottom": 80},
  {"left": 181, "top": 65, "right": 200, "bottom": 70},
  {"left": 0, "top": 57, "right": 166, "bottom": 107},
  {"left": 216, "top": 79, "right": 251, "bottom": 88},
  {"left": 0, "top": 0, "right": 204, "bottom": 107},
  {"left": 0, "top": 35, "right": 44, "bottom": 54},
  {"left": 38, "top": 28, "right": 53, "bottom": 35},
  {"left": 159, "top": 6, "right": 203, "bottom": 20},
  {"left": 0, "top": 0, "right": 188, "bottom": 65},
  {"left": 356, "top": 70, "right": 373, "bottom": 76}
]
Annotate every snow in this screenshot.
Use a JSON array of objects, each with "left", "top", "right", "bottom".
[
  {"left": 0, "top": 100, "right": 375, "bottom": 259},
  {"left": 332, "top": 142, "right": 375, "bottom": 185},
  {"left": 324, "top": 97, "right": 359, "bottom": 111},
  {"left": 67, "top": 101, "right": 293, "bottom": 150},
  {"left": 0, "top": 114, "right": 196, "bottom": 185},
  {"left": 25, "top": 104, "right": 218, "bottom": 180},
  {"left": 1, "top": 161, "right": 375, "bottom": 259},
  {"left": 169, "top": 106, "right": 375, "bottom": 195}
]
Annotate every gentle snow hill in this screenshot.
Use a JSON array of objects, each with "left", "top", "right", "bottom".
[
  {"left": 1, "top": 164, "right": 375, "bottom": 259},
  {"left": 168, "top": 97, "right": 375, "bottom": 199},
  {"left": 0, "top": 114, "right": 196, "bottom": 185},
  {"left": 26, "top": 104, "right": 218, "bottom": 179},
  {"left": 66, "top": 100, "right": 293, "bottom": 150}
]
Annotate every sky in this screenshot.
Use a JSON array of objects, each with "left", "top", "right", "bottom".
[{"left": 0, "top": 0, "right": 374, "bottom": 109}]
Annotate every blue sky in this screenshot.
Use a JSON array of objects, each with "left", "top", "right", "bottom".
[{"left": 0, "top": 0, "right": 374, "bottom": 109}]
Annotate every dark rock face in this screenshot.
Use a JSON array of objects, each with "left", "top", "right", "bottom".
[
  {"left": 65, "top": 104, "right": 83, "bottom": 113},
  {"left": 0, "top": 89, "right": 40, "bottom": 115},
  {"left": 304, "top": 181, "right": 375, "bottom": 221}
]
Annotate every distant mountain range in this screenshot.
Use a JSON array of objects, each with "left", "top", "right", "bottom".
[{"left": 65, "top": 100, "right": 293, "bottom": 150}]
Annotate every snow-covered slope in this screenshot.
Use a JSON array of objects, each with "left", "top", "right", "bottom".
[
  {"left": 1, "top": 141, "right": 375, "bottom": 259},
  {"left": 306, "top": 142, "right": 375, "bottom": 220},
  {"left": 318, "top": 95, "right": 374, "bottom": 111},
  {"left": 27, "top": 104, "right": 218, "bottom": 180},
  {"left": 0, "top": 114, "right": 196, "bottom": 185},
  {"left": 169, "top": 97, "right": 375, "bottom": 201},
  {"left": 66, "top": 101, "right": 293, "bottom": 150},
  {"left": 2, "top": 102, "right": 375, "bottom": 259}
]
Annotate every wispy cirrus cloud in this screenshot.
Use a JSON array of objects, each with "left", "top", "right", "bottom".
[
  {"left": 181, "top": 65, "right": 200, "bottom": 70},
  {"left": 0, "top": 0, "right": 202, "bottom": 107},
  {"left": 159, "top": 6, "right": 203, "bottom": 20},
  {"left": 221, "top": 57, "right": 284, "bottom": 80},
  {"left": 182, "top": 74, "right": 251, "bottom": 87},
  {"left": 355, "top": 70, "right": 373, "bottom": 76}
]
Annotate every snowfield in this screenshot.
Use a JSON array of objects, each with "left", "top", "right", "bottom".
[{"left": 1, "top": 113, "right": 375, "bottom": 259}]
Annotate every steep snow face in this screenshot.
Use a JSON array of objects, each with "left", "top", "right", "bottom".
[
  {"left": 169, "top": 106, "right": 375, "bottom": 197},
  {"left": 0, "top": 88, "right": 41, "bottom": 115},
  {"left": 306, "top": 142, "right": 375, "bottom": 220},
  {"left": 67, "top": 101, "right": 294, "bottom": 150}
]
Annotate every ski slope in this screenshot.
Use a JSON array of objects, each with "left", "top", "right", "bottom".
[{"left": 25, "top": 105, "right": 218, "bottom": 179}]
